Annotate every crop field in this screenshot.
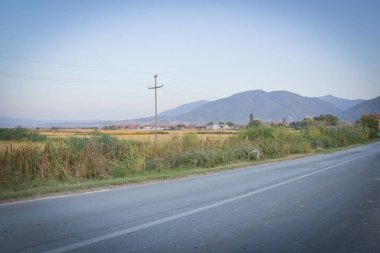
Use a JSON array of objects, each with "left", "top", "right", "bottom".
[
  {"left": 38, "top": 129, "right": 236, "bottom": 141},
  {"left": 0, "top": 129, "right": 236, "bottom": 154}
]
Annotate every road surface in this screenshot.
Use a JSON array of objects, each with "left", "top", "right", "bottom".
[{"left": 1, "top": 142, "right": 380, "bottom": 252}]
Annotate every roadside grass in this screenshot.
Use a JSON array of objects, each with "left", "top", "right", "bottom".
[
  {"left": 311, "top": 138, "right": 379, "bottom": 154},
  {"left": 0, "top": 141, "right": 374, "bottom": 202},
  {"left": 0, "top": 153, "right": 311, "bottom": 201},
  {"left": 0, "top": 125, "right": 376, "bottom": 202}
]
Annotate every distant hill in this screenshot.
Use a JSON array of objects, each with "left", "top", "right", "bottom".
[
  {"left": 160, "top": 100, "right": 210, "bottom": 117},
  {"left": 0, "top": 117, "right": 46, "bottom": 128},
  {"left": 339, "top": 96, "right": 380, "bottom": 121},
  {"left": 0, "top": 117, "right": 107, "bottom": 128},
  {"left": 3, "top": 91, "right": 372, "bottom": 128},
  {"left": 319, "top": 95, "right": 364, "bottom": 111},
  {"left": 176, "top": 90, "right": 342, "bottom": 124}
]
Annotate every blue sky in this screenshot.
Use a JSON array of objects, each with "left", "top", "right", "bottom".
[{"left": 0, "top": 0, "right": 379, "bottom": 120}]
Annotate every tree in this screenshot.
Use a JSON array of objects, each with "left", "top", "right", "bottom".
[
  {"left": 314, "top": 114, "right": 339, "bottom": 126},
  {"left": 249, "top": 114, "right": 254, "bottom": 124},
  {"left": 247, "top": 114, "right": 261, "bottom": 127},
  {"left": 290, "top": 117, "right": 317, "bottom": 130},
  {"left": 289, "top": 121, "right": 300, "bottom": 130},
  {"left": 359, "top": 114, "right": 379, "bottom": 138}
]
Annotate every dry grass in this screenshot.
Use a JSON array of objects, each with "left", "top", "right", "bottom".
[
  {"left": 0, "top": 141, "right": 45, "bottom": 152},
  {"left": 39, "top": 129, "right": 235, "bottom": 141},
  {"left": 0, "top": 129, "right": 235, "bottom": 151}
]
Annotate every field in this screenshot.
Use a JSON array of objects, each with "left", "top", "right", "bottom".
[
  {"left": 0, "top": 129, "right": 234, "bottom": 152},
  {"left": 38, "top": 129, "right": 236, "bottom": 141},
  {"left": 0, "top": 128, "right": 236, "bottom": 158}
]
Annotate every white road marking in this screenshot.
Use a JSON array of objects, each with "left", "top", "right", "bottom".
[
  {"left": 0, "top": 189, "right": 111, "bottom": 207},
  {"left": 43, "top": 151, "right": 377, "bottom": 253}
]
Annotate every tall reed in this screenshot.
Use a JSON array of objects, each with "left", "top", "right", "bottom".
[{"left": 0, "top": 124, "right": 373, "bottom": 188}]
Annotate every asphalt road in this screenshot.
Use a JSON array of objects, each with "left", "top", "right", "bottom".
[{"left": 1, "top": 142, "right": 380, "bottom": 253}]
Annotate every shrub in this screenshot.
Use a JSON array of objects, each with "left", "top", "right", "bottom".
[
  {"left": 238, "top": 125, "right": 273, "bottom": 141},
  {"left": 359, "top": 114, "right": 379, "bottom": 138},
  {"left": 0, "top": 127, "right": 47, "bottom": 142}
]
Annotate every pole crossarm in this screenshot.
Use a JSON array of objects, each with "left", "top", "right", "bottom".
[{"left": 148, "top": 85, "right": 163, "bottom": 89}]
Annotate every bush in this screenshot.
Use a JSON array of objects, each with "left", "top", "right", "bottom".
[
  {"left": 302, "top": 124, "right": 370, "bottom": 149},
  {"left": 0, "top": 127, "right": 47, "bottom": 142},
  {"left": 359, "top": 114, "right": 379, "bottom": 138},
  {"left": 238, "top": 125, "right": 273, "bottom": 141},
  {"left": 110, "top": 141, "right": 147, "bottom": 176}
]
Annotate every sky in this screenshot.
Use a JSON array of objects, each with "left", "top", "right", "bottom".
[{"left": 0, "top": 0, "right": 379, "bottom": 120}]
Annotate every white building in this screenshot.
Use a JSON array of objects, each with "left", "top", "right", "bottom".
[
  {"left": 205, "top": 124, "right": 231, "bottom": 130},
  {"left": 206, "top": 124, "right": 220, "bottom": 130}
]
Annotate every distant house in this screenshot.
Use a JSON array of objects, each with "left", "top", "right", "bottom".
[
  {"left": 219, "top": 124, "right": 230, "bottom": 130},
  {"left": 206, "top": 124, "right": 220, "bottom": 130},
  {"left": 205, "top": 123, "right": 231, "bottom": 130}
]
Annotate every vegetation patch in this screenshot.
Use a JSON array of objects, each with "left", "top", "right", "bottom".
[
  {"left": 0, "top": 126, "right": 47, "bottom": 142},
  {"left": 0, "top": 118, "right": 377, "bottom": 201}
]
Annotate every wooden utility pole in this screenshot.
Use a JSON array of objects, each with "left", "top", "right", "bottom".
[{"left": 149, "top": 74, "right": 163, "bottom": 140}]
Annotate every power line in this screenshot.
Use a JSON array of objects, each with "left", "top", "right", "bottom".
[
  {"left": 0, "top": 72, "right": 147, "bottom": 87},
  {"left": 0, "top": 56, "right": 152, "bottom": 75},
  {"left": 0, "top": 55, "right": 212, "bottom": 102},
  {"left": 1, "top": 71, "right": 212, "bottom": 103},
  {"left": 0, "top": 56, "right": 213, "bottom": 100}
]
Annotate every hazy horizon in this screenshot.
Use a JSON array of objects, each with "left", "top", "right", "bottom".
[
  {"left": 0, "top": 89, "right": 372, "bottom": 122},
  {"left": 1, "top": 0, "right": 379, "bottom": 120}
]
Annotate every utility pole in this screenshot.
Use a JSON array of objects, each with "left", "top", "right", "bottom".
[{"left": 149, "top": 74, "right": 163, "bottom": 140}]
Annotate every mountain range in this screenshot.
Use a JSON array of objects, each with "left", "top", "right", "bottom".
[
  {"left": 159, "top": 100, "right": 210, "bottom": 117},
  {"left": 338, "top": 96, "right": 380, "bottom": 122},
  {"left": 1, "top": 90, "right": 379, "bottom": 127},
  {"left": 176, "top": 90, "right": 340, "bottom": 124},
  {"left": 148, "top": 90, "right": 379, "bottom": 124},
  {"left": 318, "top": 95, "right": 364, "bottom": 111}
]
